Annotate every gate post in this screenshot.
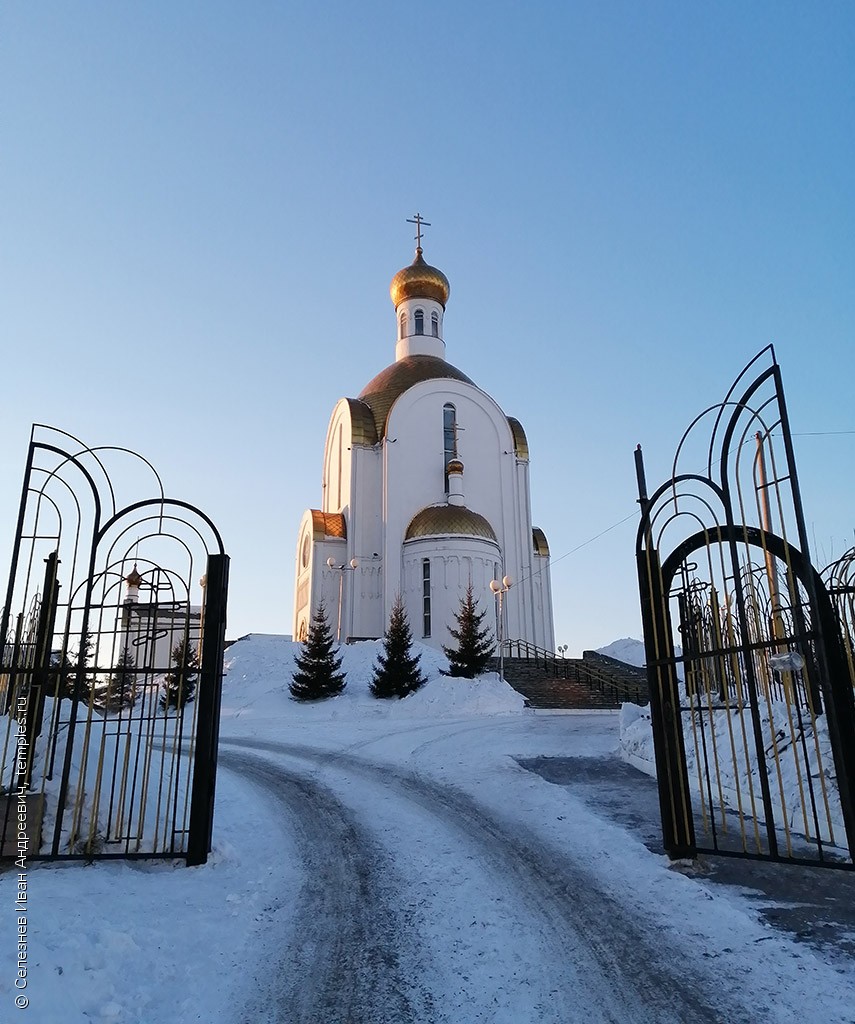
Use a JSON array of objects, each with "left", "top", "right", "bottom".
[
  {"left": 637, "top": 547, "right": 696, "bottom": 859},
  {"left": 187, "top": 553, "right": 229, "bottom": 866}
]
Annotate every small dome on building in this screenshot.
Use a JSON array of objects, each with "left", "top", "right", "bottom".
[
  {"left": 446, "top": 459, "right": 464, "bottom": 475},
  {"left": 390, "top": 249, "right": 450, "bottom": 308},
  {"left": 125, "top": 565, "right": 142, "bottom": 588},
  {"left": 405, "top": 504, "right": 497, "bottom": 543}
]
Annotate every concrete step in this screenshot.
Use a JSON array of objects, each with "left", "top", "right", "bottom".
[{"left": 495, "top": 654, "right": 648, "bottom": 710}]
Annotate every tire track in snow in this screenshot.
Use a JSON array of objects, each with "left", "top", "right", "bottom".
[
  {"left": 219, "top": 749, "right": 435, "bottom": 1024},
  {"left": 222, "top": 736, "right": 752, "bottom": 1024}
]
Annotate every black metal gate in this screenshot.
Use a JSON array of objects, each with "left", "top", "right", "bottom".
[
  {"left": 635, "top": 348, "right": 855, "bottom": 868},
  {"left": 0, "top": 425, "right": 229, "bottom": 865}
]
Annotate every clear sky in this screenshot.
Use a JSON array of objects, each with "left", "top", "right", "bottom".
[{"left": 2, "top": 2, "right": 853, "bottom": 653}]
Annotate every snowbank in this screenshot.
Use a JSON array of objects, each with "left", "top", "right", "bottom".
[{"left": 220, "top": 634, "right": 526, "bottom": 731}]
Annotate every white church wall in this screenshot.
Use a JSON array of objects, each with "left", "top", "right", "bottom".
[
  {"left": 531, "top": 552, "right": 555, "bottom": 650},
  {"left": 292, "top": 508, "right": 349, "bottom": 640},
  {"left": 322, "top": 401, "right": 354, "bottom": 514},
  {"left": 402, "top": 535, "right": 502, "bottom": 651},
  {"left": 348, "top": 445, "right": 384, "bottom": 639},
  {"left": 383, "top": 378, "right": 546, "bottom": 649}
]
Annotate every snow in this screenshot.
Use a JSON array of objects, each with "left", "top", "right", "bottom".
[
  {"left": 595, "top": 636, "right": 648, "bottom": 666},
  {"left": 4, "top": 635, "right": 854, "bottom": 1023}
]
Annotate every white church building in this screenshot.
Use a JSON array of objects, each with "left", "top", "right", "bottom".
[{"left": 293, "top": 236, "right": 555, "bottom": 653}]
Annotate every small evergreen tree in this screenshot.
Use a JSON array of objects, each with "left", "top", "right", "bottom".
[
  {"left": 371, "top": 596, "right": 425, "bottom": 699},
  {"left": 160, "top": 637, "right": 200, "bottom": 711},
  {"left": 442, "top": 583, "right": 495, "bottom": 678},
  {"left": 49, "top": 649, "right": 73, "bottom": 700},
  {"left": 290, "top": 603, "right": 346, "bottom": 701},
  {"left": 99, "top": 646, "right": 137, "bottom": 713},
  {"left": 56, "top": 631, "right": 96, "bottom": 702}
]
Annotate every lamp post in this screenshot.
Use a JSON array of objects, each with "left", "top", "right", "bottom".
[
  {"left": 489, "top": 575, "right": 512, "bottom": 682},
  {"left": 326, "top": 557, "right": 359, "bottom": 642}
]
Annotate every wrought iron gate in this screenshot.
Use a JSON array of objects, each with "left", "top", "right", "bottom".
[
  {"left": 0, "top": 426, "right": 229, "bottom": 865},
  {"left": 635, "top": 348, "right": 855, "bottom": 868}
]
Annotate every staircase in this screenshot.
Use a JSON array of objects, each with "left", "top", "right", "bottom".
[{"left": 496, "top": 641, "right": 649, "bottom": 710}]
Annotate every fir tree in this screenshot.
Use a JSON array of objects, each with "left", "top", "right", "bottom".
[
  {"left": 370, "top": 596, "right": 425, "bottom": 699},
  {"left": 73, "top": 631, "right": 96, "bottom": 702},
  {"left": 99, "top": 646, "right": 137, "bottom": 713},
  {"left": 55, "top": 631, "right": 96, "bottom": 702},
  {"left": 160, "top": 637, "right": 199, "bottom": 712},
  {"left": 290, "top": 603, "right": 346, "bottom": 701},
  {"left": 442, "top": 583, "right": 495, "bottom": 678}
]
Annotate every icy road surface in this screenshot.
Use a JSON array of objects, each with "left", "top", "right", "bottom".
[{"left": 222, "top": 724, "right": 736, "bottom": 1024}]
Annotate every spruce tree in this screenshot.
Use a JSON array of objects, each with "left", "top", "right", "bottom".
[
  {"left": 160, "top": 637, "right": 199, "bottom": 712},
  {"left": 371, "top": 596, "right": 425, "bottom": 699},
  {"left": 290, "top": 603, "right": 346, "bottom": 701},
  {"left": 442, "top": 583, "right": 495, "bottom": 678},
  {"left": 61, "top": 631, "right": 96, "bottom": 702},
  {"left": 100, "top": 645, "right": 137, "bottom": 713}
]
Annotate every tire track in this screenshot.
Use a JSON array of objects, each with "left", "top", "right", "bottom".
[
  {"left": 219, "top": 749, "right": 435, "bottom": 1024},
  {"left": 223, "top": 735, "right": 752, "bottom": 1024}
]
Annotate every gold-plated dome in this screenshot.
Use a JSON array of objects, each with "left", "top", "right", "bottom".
[
  {"left": 358, "top": 355, "right": 475, "bottom": 437},
  {"left": 390, "top": 249, "right": 450, "bottom": 308},
  {"left": 405, "top": 504, "right": 498, "bottom": 543},
  {"left": 125, "top": 565, "right": 142, "bottom": 588},
  {"left": 446, "top": 459, "right": 464, "bottom": 475}
]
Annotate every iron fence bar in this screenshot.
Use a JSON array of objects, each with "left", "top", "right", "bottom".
[{"left": 186, "top": 553, "right": 229, "bottom": 867}]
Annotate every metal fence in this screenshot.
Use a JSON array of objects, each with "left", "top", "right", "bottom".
[
  {"left": 635, "top": 348, "right": 855, "bottom": 868},
  {"left": 0, "top": 426, "right": 229, "bottom": 865}
]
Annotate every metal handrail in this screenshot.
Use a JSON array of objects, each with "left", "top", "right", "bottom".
[{"left": 499, "top": 638, "right": 647, "bottom": 704}]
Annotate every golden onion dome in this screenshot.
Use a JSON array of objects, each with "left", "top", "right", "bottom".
[
  {"left": 446, "top": 459, "right": 464, "bottom": 475},
  {"left": 125, "top": 565, "right": 142, "bottom": 588},
  {"left": 390, "top": 248, "right": 450, "bottom": 308}
]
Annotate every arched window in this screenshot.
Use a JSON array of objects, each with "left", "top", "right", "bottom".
[
  {"left": 414, "top": 308, "right": 424, "bottom": 335},
  {"left": 431, "top": 311, "right": 439, "bottom": 337},
  {"left": 399, "top": 311, "right": 407, "bottom": 339},
  {"left": 443, "top": 403, "right": 457, "bottom": 490}
]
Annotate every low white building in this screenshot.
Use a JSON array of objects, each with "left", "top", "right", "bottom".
[{"left": 293, "top": 241, "right": 554, "bottom": 653}]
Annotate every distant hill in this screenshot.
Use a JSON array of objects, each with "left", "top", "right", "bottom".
[
  {"left": 595, "top": 637, "right": 683, "bottom": 669},
  {"left": 595, "top": 637, "right": 646, "bottom": 666}
]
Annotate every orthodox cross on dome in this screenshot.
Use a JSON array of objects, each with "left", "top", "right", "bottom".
[{"left": 406, "top": 212, "right": 431, "bottom": 252}]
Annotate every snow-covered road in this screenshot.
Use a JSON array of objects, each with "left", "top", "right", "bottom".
[
  {"left": 221, "top": 728, "right": 737, "bottom": 1024},
  {"left": 10, "top": 637, "right": 855, "bottom": 1024}
]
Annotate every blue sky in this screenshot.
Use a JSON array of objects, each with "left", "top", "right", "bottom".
[{"left": 2, "top": 2, "right": 853, "bottom": 652}]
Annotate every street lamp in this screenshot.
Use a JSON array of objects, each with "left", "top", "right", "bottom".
[
  {"left": 326, "top": 557, "right": 359, "bottom": 642},
  {"left": 489, "top": 575, "right": 512, "bottom": 682}
]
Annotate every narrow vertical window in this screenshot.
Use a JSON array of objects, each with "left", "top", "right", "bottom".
[
  {"left": 414, "top": 308, "right": 424, "bottom": 335},
  {"left": 431, "top": 311, "right": 439, "bottom": 337},
  {"left": 400, "top": 311, "right": 407, "bottom": 338},
  {"left": 443, "top": 403, "right": 457, "bottom": 490},
  {"left": 422, "top": 559, "right": 431, "bottom": 637}
]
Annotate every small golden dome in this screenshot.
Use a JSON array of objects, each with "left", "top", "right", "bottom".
[
  {"left": 405, "top": 505, "right": 497, "bottom": 543},
  {"left": 125, "top": 565, "right": 142, "bottom": 588},
  {"left": 446, "top": 459, "right": 464, "bottom": 475},
  {"left": 390, "top": 249, "right": 450, "bottom": 308}
]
